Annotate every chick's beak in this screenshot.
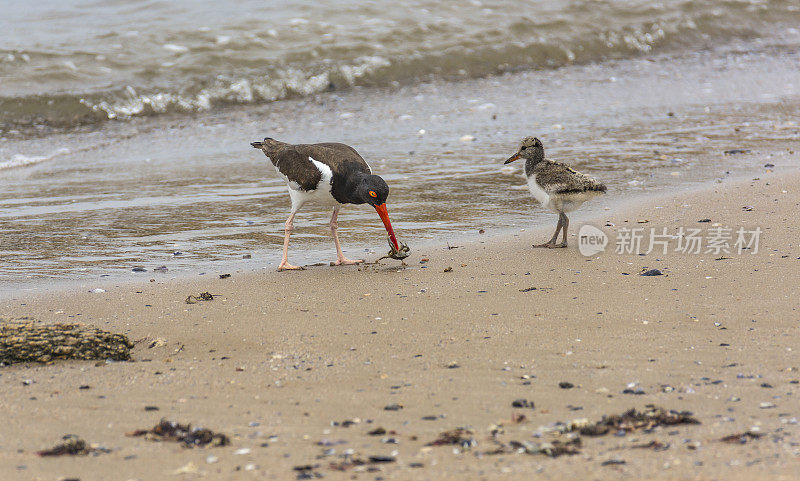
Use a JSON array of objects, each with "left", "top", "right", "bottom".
[
  {"left": 374, "top": 203, "right": 400, "bottom": 251},
  {"left": 504, "top": 152, "right": 521, "bottom": 164}
]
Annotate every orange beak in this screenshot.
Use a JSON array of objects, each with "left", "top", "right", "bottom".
[
  {"left": 504, "top": 153, "right": 521, "bottom": 164},
  {"left": 374, "top": 203, "right": 399, "bottom": 251}
]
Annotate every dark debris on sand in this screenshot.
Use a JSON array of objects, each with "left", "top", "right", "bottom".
[
  {"left": 495, "top": 437, "right": 582, "bottom": 458},
  {"left": 185, "top": 292, "right": 214, "bottom": 304},
  {"left": 126, "top": 419, "right": 230, "bottom": 448},
  {"left": 1, "top": 319, "right": 134, "bottom": 365},
  {"left": 36, "top": 435, "right": 110, "bottom": 456},
  {"left": 576, "top": 405, "right": 699, "bottom": 436},
  {"left": 328, "top": 455, "right": 396, "bottom": 471},
  {"left": 426, "top": 428, "right": 476, "bottom": 448},
  {"left": 428, "top": 405, "right": 701, "bottom": 461},
  {"left": 721, "top": 431, "right": 765, "bottom": 444}
]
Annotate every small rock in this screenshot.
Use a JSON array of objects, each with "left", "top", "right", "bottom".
[
  {"left": 206, "top": 455, "right": 219, "bottom": 464},
  {"left": 698, "top": 219, "right": 711, "bottom": 223},
  {"left": 558, "top": 382, "right": 575, "bottom": 389},
  {"left": 132, "top": 267, "right": 147, "bottom": 272},
  {"left": 368, "top": 455, "right": 396, "bottom": 463},
  {"left": 234, "top": 448, "right": 251, "bottom": 455},
  {"left": 511, "top": 399, "right": 534, "bottom": 409},
  {"left": 759, "top": 402, "right": 776, "bottom": 409},
  {"left": 459, "top": 134, "right": 475, "bottom": 142},
  {"left": 153, "top": 265, "right": 168, "bottom": 272},
  {"left": 640, "top": 269, "right": 663, "bottom": 276},
  {"left": 170, "top": 462, "right": 200, "bottom": 475},
  {"left": 384, "top": 403, "right": 403, "bottom": 411},
  {"left": 622, "top": 387, "right": 646, "bottom": 395}
]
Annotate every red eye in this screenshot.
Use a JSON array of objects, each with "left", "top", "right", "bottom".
[{"left": 369, "top": 191, "right": 377, "bottom": 197}]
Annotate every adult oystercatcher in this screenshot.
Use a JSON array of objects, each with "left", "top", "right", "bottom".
[
  {"left": 504, "top": 137, "right": 607, "bottom": 248},
  {"left": 251, "top": 138, "right": 401, "bottom": 270}
]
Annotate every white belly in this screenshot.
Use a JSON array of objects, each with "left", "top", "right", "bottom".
[
  {"left": 527, "top": 174, "right": 553, "bottom": 210},
  {"left": 527, "top": 174, "right": 600, "bottom": 213},
  {"left": 276, "top": 157, "right": 339, "bottom": 209},
  {"left": 551, "top": 191, "right": 600, "bottom": 213}
]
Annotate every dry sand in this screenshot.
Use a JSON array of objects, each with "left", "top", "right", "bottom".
[{"left": 2, "top": 171, "right": 799, "bottom": 480}]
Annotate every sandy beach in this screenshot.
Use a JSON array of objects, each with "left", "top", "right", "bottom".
[{"left": 2, "top": 169, "right": 798, "bottom": 480}]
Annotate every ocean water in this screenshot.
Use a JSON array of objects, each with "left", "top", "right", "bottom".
[
  {"left": 1, "top": 0, "right": 799, "bottom": 291},
  {"left": 3, "top": 0, "right": 800, "bottom": 130}
]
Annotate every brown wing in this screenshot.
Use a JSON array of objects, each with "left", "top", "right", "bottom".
[
  {"left": 534, "top": 160, "right": 606, "bottom": 194},
  {"left": 269, "top": 147, "right": 322, "bottom": 191},
  {"left": 294, "top": 143, "right": 371, "bottom": 175}
]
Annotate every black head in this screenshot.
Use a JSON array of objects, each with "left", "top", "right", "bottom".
[
  {"left": 504, "top": 136, "right": 544, "bottom": 164},
  {"left": 250, "top": 137, "right": 285, "bottom": 152},
  {"left": 356, "top": 175, "right": 390, "bottom": 206}
]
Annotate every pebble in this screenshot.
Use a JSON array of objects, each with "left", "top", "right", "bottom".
[
  {"left": 132, "top": 267, "right": 147, "bottom": 272},
  {"left": 89, "top": 288, "right": 106, "bottom": 293},
  {"left": 559, "top": 382, "right": 575, "bottom": 389},
  {"left": 384, "top": 403, "right": 403, "bottom": 411},
  {"left": 206, "top": 455, "right": 219, "bottom": 464},
  {"left": 511, "top": 399, "right": 535, "bottom": 409},
  {"left": 459, "top": 134, "right": 475, "bottom": 142},
  {"left": 234, "top": 448, "right": 251, "bottom": 455},
  {"left": 641, "top": 269, "right": 663, "bottom": 276},
  {"left": 623, "top": 387, "right": 646, "bottom": 395},
  {"left": 759, "top": 402, "right": 776, "bottom": 409}
]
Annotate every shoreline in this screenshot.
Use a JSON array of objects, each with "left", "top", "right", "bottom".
[
  {"left": 0, "top": 167, "right": 784, "bottom": 301},
  {"left": 2, "top": 169, "right": 799, "bottom": 480},
  {"left": 3, "top": 40, "right": 800, "bottom": 286}
]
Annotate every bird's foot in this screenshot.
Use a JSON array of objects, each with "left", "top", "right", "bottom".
[
  {"left": 332, "top": 258, "right": 364, "bottom": 266},
  {"left": 278, "top": 262, "right": 305, "bottom": 271},
  {"left": 533, "top": 242, "right": 567, "bottom": 249}
]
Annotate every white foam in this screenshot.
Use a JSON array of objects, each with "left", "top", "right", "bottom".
[
  {"left": 163, "top": 44, "right": 189, "bottom": 54},
  {"left": 0, "top": 148, "right": 70, "bottom": 171}
]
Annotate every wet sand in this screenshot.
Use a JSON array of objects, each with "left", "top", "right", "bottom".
[
  {"left": 4, "top": 43, "right": 800, "bottom": 286},
  {"left": 2, "top": 169, "right": 799, "bottom": 480}
]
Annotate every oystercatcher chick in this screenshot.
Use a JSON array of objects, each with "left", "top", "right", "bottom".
[
  {"left": 504, "top": 137, "right": 606, "bottom": 248},
  {"left": 251, "top": 138, "right": 401, "bottom": 270}
]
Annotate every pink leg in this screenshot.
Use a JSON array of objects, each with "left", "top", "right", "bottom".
[
  {"left": 330, "top": 206, "right": 363, "bottom": 266},
  {"left": 278, "top": 211, "right": 304, "bottom": 271}
]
